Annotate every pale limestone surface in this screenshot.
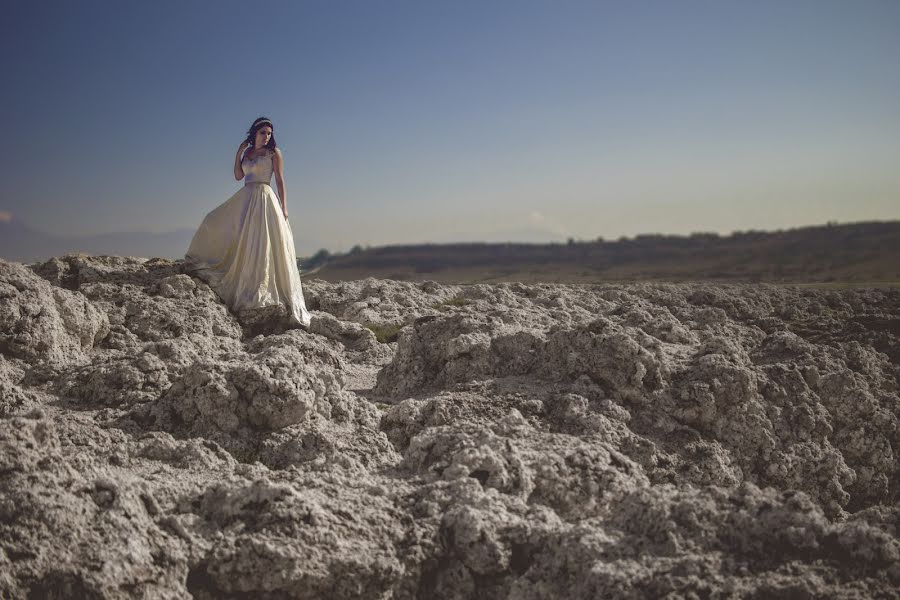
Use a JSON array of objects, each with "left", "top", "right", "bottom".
[{"left": 1, "top": 254, "right": 899, "bottom": 598}]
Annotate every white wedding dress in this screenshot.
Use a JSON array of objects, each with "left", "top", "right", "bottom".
[{"left": 184, "top": 148, "right": 312, "bottom": 327}]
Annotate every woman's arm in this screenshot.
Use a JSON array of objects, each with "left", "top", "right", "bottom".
[
  {"left": 234, "top": 142, "right": 249, "bottom": 180},
  {"left": 272, "top": 148, "right": 288, "bottom": 218}
]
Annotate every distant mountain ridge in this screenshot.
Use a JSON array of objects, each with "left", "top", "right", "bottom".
[
  {"left": 0, "top": 216, "right": 196, "bottom": 263},
  {"left": 305, "top": 220, "right": 900, "bottom": 284}
]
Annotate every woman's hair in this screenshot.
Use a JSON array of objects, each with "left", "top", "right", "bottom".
[{"left": 244, "top": 116, "right": 278, "bottom": 150}]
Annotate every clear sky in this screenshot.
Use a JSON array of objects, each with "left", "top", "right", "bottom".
[{"left": 2, "top": 0, "right": 898, "bottom": 256}]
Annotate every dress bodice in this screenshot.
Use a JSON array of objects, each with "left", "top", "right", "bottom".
[{"left": 242, "top": 150, "right": 274, "bottom": 185}]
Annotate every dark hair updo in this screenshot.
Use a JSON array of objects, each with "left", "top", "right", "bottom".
[{"left": 245, "top": 116, "right": 278, "bottom": 151}]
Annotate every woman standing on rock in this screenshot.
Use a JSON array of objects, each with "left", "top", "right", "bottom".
[{"left": 184, "top": 117, "right": 312, "bottom": 327}]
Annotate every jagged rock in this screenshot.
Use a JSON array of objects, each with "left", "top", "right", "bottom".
[
  {"left": 30, "top": 254, "right": 242, "bottom": 352},
  {"left": 400, "top": 409, "right": 650, "bottom": 520},
  {"left": 55, "top": 350, "right": 171, "bottom": 407},
  {"left": 0, "top": 259, "right": 109, "bottom": 366},
  {"left": 0, "top": 415, "right": 193, "bottom": 598},
  {"left": 308, "top": 311, "right": 394, "bottom": 365},
  {"left": 304, "top": 277, "right": 463, "bottom": 326},
  {"left": 0, "top": 355, "right": 45, "bottom": 417}
]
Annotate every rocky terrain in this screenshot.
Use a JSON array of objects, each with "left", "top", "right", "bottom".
[{"left": 1, "top": 254, "right": 899, "bottom": 599}]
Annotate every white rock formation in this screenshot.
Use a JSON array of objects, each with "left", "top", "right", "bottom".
[{"left": 1, "top": 254, "right": 898, "bottom": 598}]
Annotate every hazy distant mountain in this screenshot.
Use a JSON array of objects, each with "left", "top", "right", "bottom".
[
  {"left": 0, "top": 217, "right": 62, "bottom": 263},
  {"left": 0, "top": 216, "right": 195, "bottom": 263}
]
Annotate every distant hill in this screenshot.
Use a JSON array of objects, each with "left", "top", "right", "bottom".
[
  {"left": 0, "top": 216, "right": 195, "bottom": 263},
  {"left": 301, "top": 220, "right": 900, "bottom": 285}
]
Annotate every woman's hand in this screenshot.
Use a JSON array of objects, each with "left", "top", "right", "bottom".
[{"left": 238, "top": 140, "right": 250, "bottom": 154}]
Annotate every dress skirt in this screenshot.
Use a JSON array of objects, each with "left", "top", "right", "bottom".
[{"left": 184, "top": 181, "right": 312, "bottom": 327}]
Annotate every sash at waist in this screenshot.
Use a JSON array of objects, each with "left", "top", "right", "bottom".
[{"left": 244, "top": 180, "right": 272, "bottom": 187}]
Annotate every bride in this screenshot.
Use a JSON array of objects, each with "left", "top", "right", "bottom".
[{"left": 184, "top": 117, "right": 313, "bottom": 327}]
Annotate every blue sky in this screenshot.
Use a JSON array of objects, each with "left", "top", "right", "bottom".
[{"left": 2, "top": 0, "right": 898, "bottom": 256}]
